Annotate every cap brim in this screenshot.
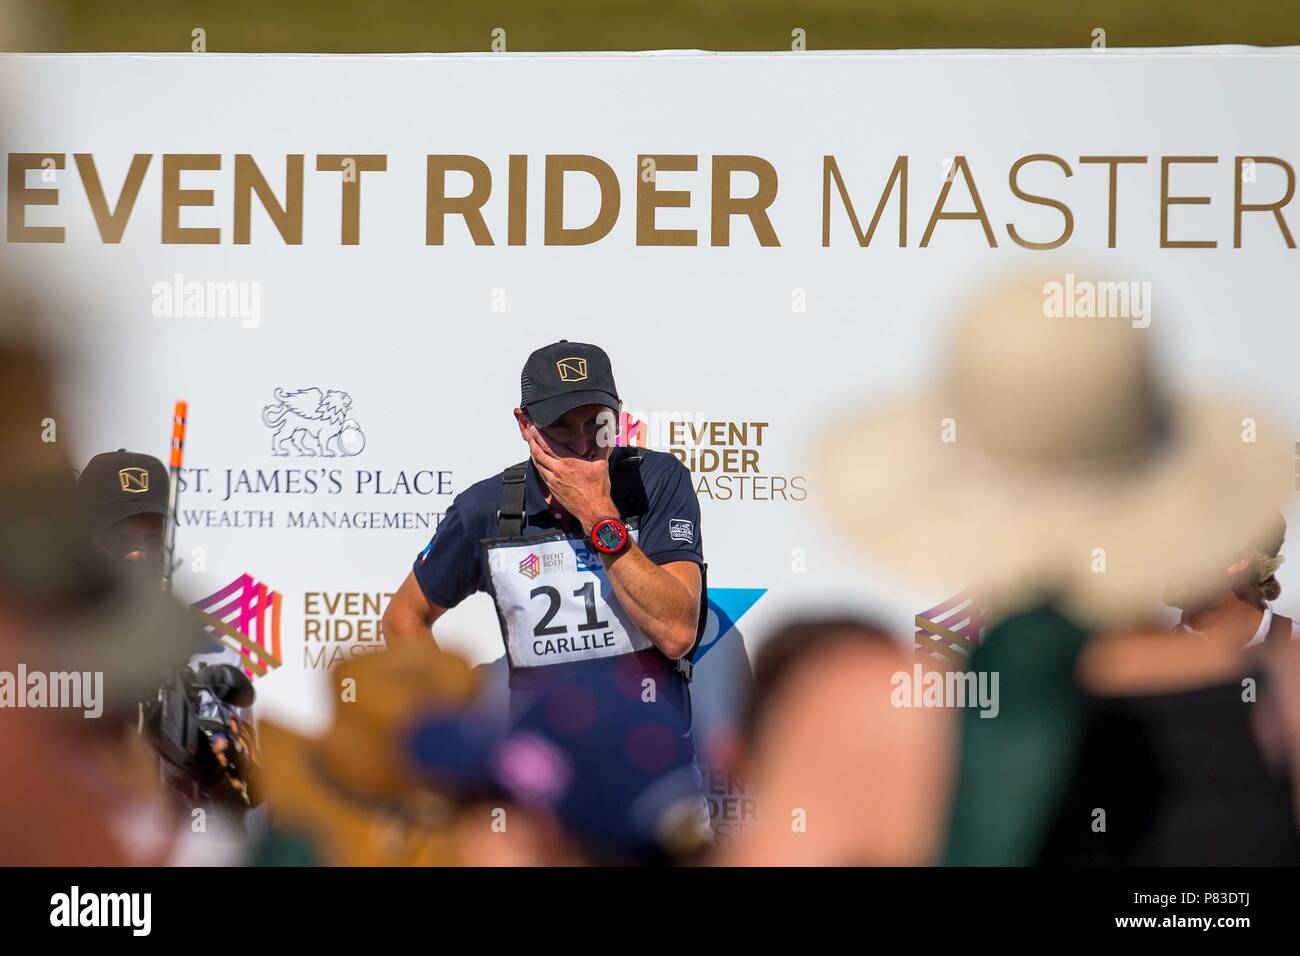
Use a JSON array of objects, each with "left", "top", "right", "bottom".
[
  {"left": 524, "top": 390, "right": 619, "bottom": 427},
  {"left": 90, "top": 498, "right": 167, "bottom": 530}
]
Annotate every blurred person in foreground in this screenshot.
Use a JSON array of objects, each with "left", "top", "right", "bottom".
[
  {"left": 817, "top": 273, "right": 1299, "bottom": 866},
  {"left": 0, "top": 314, "right": 211, "bottom": 864},
  {"left": 256, "top": 641, "right": 712, "bottom": 865},
  {"left": 712, "top": 617, "right": 954, "bottom": 866},
  {"left": 409, "top": 663, "right": 713, "bottom": 865},
  {"left": 254, "top": 641, "right": 477, "bottom": 865}
]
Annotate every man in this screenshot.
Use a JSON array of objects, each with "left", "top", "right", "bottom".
[
  {"left": 77, "top": 449, "right": 262, "bottom": 811},
  {"left": 77, "top": 449, "right": 168, "bottom": 570},
  {"left": 384, "top": 340, "right": 707, "bottom": 731}
]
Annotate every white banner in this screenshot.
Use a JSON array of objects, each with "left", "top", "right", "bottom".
[{"left": 3, "top": 50, "right": 1298, "bottom": 782}]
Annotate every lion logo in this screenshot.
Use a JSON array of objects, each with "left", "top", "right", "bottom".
[{"left": 261, "top": 387, "right": 366, "bottom": 457}]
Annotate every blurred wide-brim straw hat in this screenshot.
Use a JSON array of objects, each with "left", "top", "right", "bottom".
[
  {"left": 257, "top": 641, "right": 479, "bottom": 866},
  {"left": 816, "top": 273, "right": 1293, "bottom": 629}
]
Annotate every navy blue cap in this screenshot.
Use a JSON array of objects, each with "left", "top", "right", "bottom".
[
  {"left": 407, "top": 669, "right": 710, "bottom": 863},
  {"left": 520, "top": 340, "right": 620, "bottom": 427},
  {"left": 77, "top": 449, "right": 168, "bottom": 531}
]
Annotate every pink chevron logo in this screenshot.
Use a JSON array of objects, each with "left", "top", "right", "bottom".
[{"left": 190, "top": 572, "right": 284, "bottom": 679}]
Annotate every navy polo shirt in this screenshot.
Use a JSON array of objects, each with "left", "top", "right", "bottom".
[{"left": 411, "top": 447, "right": 704, "bottom": 724}]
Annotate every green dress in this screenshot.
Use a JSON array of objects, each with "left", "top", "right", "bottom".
[{"left": 943, "top": 604, "right": 1091, "bottom": 866}]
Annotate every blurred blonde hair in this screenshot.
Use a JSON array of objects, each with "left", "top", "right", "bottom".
[{"left": 1253, "top": 554, "right": 1285, "bottom": 601}]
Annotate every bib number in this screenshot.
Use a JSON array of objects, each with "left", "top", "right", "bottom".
[
  {"left": 531, "top": 582, "right": 610, "bottom": 636},
  {"left": 486, "top": 533, "right": 652, "bottom": 668}
]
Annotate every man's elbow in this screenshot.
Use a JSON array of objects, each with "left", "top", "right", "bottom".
[
  {"left": 658, "top": 621, "right": 698, "bottom": 661},
  {"left": 380, "top": 605, "right": 406, "bottom": 641},
  {"left": 382, "top": 604, "right": 430, "bottom": 643}
]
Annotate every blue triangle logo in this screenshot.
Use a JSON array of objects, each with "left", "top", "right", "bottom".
[{"left": 696, "top": 588, "right": 766, "bottom": 662}]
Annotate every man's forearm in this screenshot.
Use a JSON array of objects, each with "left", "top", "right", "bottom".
[
  {"left": 564, "top": 489, "right": 700, "bottom": 660},
  {"left": 601, "top": 546, "right": 699, "bottom": 659}
]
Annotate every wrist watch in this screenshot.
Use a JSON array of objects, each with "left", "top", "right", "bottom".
[{"left": 588, "top": 516, "right": 630, "bottom": 556}]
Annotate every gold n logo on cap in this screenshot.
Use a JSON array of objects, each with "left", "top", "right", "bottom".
[
  {"left": 556, "top": 357, "right": 588, "bottom": 382},
  {"left": 118, "top": 467, "right": 149, "bottom": 493}
]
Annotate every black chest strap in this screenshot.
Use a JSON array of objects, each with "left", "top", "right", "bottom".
[
  {"left": 497, "top": 463, "right": 528, "bottom": 538},
  {"left": 609, "top": 446, "right": 648, "bottom": 518}
]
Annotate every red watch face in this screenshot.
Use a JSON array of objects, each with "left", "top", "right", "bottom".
[{"left": 591, "top": 518, "right": 627, "bottom": 553}]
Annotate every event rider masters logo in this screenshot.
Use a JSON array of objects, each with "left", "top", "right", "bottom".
[
  {"left": 302, "top": 590, "right": 392, "bottom": 669},
  {"left": 628, "top": 412, "right": 807, "bottom": 502},
  {"left": 606, "top": 410, "right": 805, "bottom": 502},
  {"left": 172, "top": 385, "right": 455, "bottom": 533}
]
